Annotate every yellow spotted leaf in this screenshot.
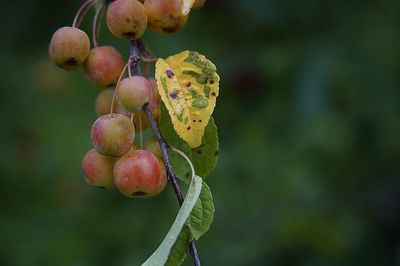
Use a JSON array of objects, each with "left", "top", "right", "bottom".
[{"left": 155, "top": 51, "right": 220, "bottom": 148}]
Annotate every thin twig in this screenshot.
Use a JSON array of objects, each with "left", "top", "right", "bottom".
[
  {"left": 143, "top": 104, "right": 201, "bottom": 266},
  {"left": 110, "top": 61, "right": 129, "bottom": 114},
  {"left": 129, "top": 40, "right": 142, "bottom": 76},
  {"left": 131, "top": 39, "right": 201, "bottom": 266},
  {"left": 137, "top": 39, "right": 158, "bottom": 63},
  {"left": 72, "top": 0, "right": 95, "bottom": 28},
  {"left": 92, "top": 3, "right": 105, "bottom": 48}
]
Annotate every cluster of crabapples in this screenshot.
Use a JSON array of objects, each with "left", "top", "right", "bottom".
[{"left": 49, "top": 0, "right": 206, "bottom": 198}]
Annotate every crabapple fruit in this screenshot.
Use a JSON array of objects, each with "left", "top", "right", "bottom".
[
  {"left": 49, "top": 27, "right": 90, "bottom": 69},
  {"left": 94, "top": 89, "right": 131, "bottom": 117},
  {"left": 144, "top": 0, "right": 189, "bottom": 34},
  {"left": 144, "top": 137, "right": 162, "bottom": 159},
  {"left": 81, "top": 148, "right": 117, "bottom": 189},
  {"left": 113, "top": 150, "right": 167, "bottom": 198},
  {"left": 84, "top": 46, "right": 125, "bottom": 87},
  {"left": 106, "top": 0, "right": 148, "bottom": 40},
  {"left": 131, "top": 77, "right": 160, "bottom": 129},
  {"left": 193, "top": 0, "right": 206, "bottom": 9},
  {"left": 116, "top": 76, "right": 151, "bottom": 112},
  {"left": 132, "top": 100, "right": 160, "bottom": 130},
  {"left": 95, "top": 88, "right": 114, "bottom": 116},
  {"left": 91, "top": 114, "right": 135, "bottom": 156},
  {"left": 148, "top": 77, "right": 160, "bottom": 103}
]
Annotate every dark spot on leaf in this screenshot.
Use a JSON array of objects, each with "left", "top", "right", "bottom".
[
  {"left": 166, "top": 70, "right": 174, "bottom": 78},
  {"left": 187, "top": 126, "right": 191, "bottom": 130},
  {"left": 196, "top": 149, "right": 202, "bottom": 154},
  {"left": 199, "top": 120, "right": 202, "bottom": 123},
  {"left": 186, "top": 172, "right": 190, "bottom": 178},
  {"left": 193, "top": 120, "right": 196, "bottom": 122},
  {"left": 122, "top": 32, "right": 136, "bottom": 38},
  {"left": 132, "top": 191, "right": 146, "bottom": 196},
  {"left": 211, "top": 92, "right": 216, "bottom": 96},
  {"left": 215, "top": 150, "right": 219, "bottom": 156},
  {"left": 209, "top": 80, "right": 215, "bottom": 84},
  {"left": 186, "top": 82, "right": 192, "bottom": 87},
  {"left": 170, "top": 92, "right": 178, "bottom": 99}
]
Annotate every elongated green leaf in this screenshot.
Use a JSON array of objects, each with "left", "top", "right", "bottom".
[
  {"left": 189, "top": 182, "right": 215, "bottom": 240},
  {"left": 141, "top": 175, "right": 202, "bottom": 266},
  {"left": 165, "top": 182, "right": 215, "bottom": 265},
  {"left": 165, "top": 225, "right": 190, "bottom": 266},
  {"left": 159, "top": 103, "right": 219, "bottom": 183}
]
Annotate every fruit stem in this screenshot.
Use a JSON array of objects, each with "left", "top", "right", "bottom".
[
  {"left": 139, "top": 113, "right": 143, "bottom": 149},
  {"left": 137, "top": 39, "right": 158, "bottom": 63},
  {"left": 92, "top": 3, "right": 105, "bottom": 48},
  {"left": 110, "top": 61, "right": 129, "bottom": 115},
  {"left": 129, "top": 40, "right": 142, "bottom": 76},
  {"left": 143, "top": 104, "right": 201, "bottom": 266},
  {"left": 72, "top": 0, "right": 95, "bottom": 28}
]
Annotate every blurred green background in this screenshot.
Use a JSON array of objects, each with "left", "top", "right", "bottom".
[{"left": 1, "top": 0, "right": 400, "bottom": 265}]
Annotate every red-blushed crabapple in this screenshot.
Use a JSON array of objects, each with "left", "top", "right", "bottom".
[
  {"left": 116, "top": 76, "right": 151, "bottom": 112},
  {"left": 95, "top": 88, "right": 115, "bottom": 116},
  {"left": 49, "top": 27, "right": 90, "bottom": 69},
  {"left": 131, "top": 77, "right": 160, "bottom": 130},
  {"left": 81, "top": 148, "right": 117, "bottom": 189},
  {"left": 157, "top": 159, "right": 168, "bottom": 191},
  {"left": 113, "top": 150, "right": 167, "bottom": 198},
  {"left": 144, "top": 0, "right": 189, "bottom": 34},
  {"left": 148, "top": 77, "right": 160, "bottom": 103},
  {"left": 84, "top": 46, "right": 126, "bottom": 88},
  {"left": 106, "top": 0, "right": 148, "bottom": 40},
  {"left": 91, "top": 114, "right": 135, "bottom": 156},
  {"left": 132, "top": 99, "right": 160, "bottom": 130},
  {"left": 94, "top": 89, "right": 132, "bottom": 117}
]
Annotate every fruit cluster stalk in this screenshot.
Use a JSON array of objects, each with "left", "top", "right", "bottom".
[{"left": 143, "top": 102, "right": 201, "bottom": 266}]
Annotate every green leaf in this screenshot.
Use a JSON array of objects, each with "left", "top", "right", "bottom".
[
  {"left": 141, "top": 175, "right": 202, "bottom": 266},
  {"left": 188, "top": 182, "right": 215, "bottom": 240},
  {"left": 159, "top": 103, "right": 219, "bottom": 183},
  {"left": 165, "top": 226, "right": 191, "bottom": 266},
  {"left": 156, "top": 182, "right": 215, "bottom": 266}
]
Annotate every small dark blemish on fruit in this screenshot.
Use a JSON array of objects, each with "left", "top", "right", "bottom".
[
  {"left": 211, "top": 92, "right": 216, "bottom": 96},
  {"left": 132, "top": 191, "right": 146, "bottom": 196},
  {"left": 199, "top": 120, "right": 202, "bottom": 123},
  {"left": 170, "top": 92, "right": 178, "bottom": 99},
  {"left": 187, "top": 126, "right": 191, "bottom": 130},
  {"left": 122, "top": 32, "right": 136, "bottom": 39},
  {"left": 186, "top": 82, "right": 192, "bottom": 87},
  {"left": 196, "top": 149, "right": 202, "bottom": 155},
  {"left": 209, "top": 80, "right": 215, "bottom": 84},
  {"left": 215, "top": 150, "right": 219, "bottom": 156},
  {"left": 166, "top": 70, "right": 174, "bottom": 78},
  {"left": 162, "top": 27, "right": 178, "bottom": 33},
  {"left": 106, "top": 81, "right": 115, "bottom": 87},
  {"left": 65, "top": 57, "right": 78, "bottom": 66},
  {"left": 193, "top": 120, "right": 196, "bottom": 122}
]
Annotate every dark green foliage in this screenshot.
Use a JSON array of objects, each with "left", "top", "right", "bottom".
[{"left": 0, "top": 0, "right": 399, "bottom": 265}]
